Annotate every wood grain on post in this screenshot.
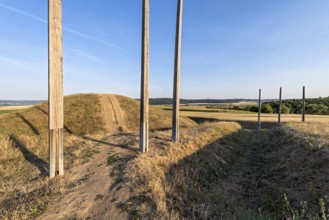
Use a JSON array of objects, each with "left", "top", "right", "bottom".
[
  {"left": 278, "top": 87, "right": 282, "bottom": 127},
  {"left": 302, "top": 86, "right": 306, "bottom": 122},
  {"left": 172, "top": 0, "right": 183, "bottom": 143},
  {"left": 258, "top": 89, "right": 261, "bottom": 130},
  {"left": 49, "top": 129, "right": 64, "bottom": 177},
  {"left": 140, "top": 0, "right": 149, "bottom": 152},
  {"left": 49, "top": 0, "right": 64, "bottom": 178}
]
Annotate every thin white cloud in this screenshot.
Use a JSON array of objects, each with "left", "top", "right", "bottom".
[
  {"left": 0, "top": 2, "right": 123, "bottom": 50},
  {"left": 0, "top": 3, "right": 47, "bottom": 23},
  {"left": 63, "top": 27, "right": 122, "bottom": 50},
  {"left": 0, "top": 55, "right": 46, "bottom": 76},
  {"left": 0, "top": 55, "right": 44, "bottom": 68},
  {"left": 70, "top": 49, "right": 106, "bottom": 65}
]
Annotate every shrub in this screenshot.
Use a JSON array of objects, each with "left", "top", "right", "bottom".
[{"left": 261, "top": 104, "right": 273, "bottom": 113}]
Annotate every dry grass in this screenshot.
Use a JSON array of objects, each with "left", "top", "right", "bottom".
[
  {"left": 0, "top": 132, "right": 102, "bottom": 219},
  {"left": 122, "top": 121, "right": 329, "bottom": 219},
  {"left": 286, "top": 122, "right": 329, "bottom": 148},
  {"left": 116, "top": 95, "right": 197, "bottom": 131},
  {"left": 0, "top": 106, "right": 31, "bottom": 110},
  {"left": 123, "top": 122, "right": 242, "bottom": 218},
  {"left": 0, "top": 93, "right": 197, "bottom": 219},
  {"left": 2, "top": 93, "right": 328, "bottom": 219},
  {"left": 160, "top": 105, "right": 254, "bottom": 114},
  {"left": 0, "top": 94, "right": 104, "bottom": 218},
  {"left": 0, "top": 94, "right": 108, "bottom": 219},
  {"left": 182, "top": 110, "right": 329, "bottom": 123}
]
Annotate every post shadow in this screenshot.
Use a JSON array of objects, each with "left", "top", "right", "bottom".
[
  {"left": 36, "top": 106, "right": 73, "bottom": 134},
  {"left": 82, "top": 136, "right": 138, "bottom": 153},
  {"left": 16, "top": 113, "right": 40, "bottom": 135},
  {"left": 9, "top": 135, "right": 48, "bottom": 175}
]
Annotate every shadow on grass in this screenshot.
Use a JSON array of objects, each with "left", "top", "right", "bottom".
[
  {"left": 9, "top": 135, "right": 48, "bottom": 176},
  {"left": 82, "top": 136, "right": 138, "bottom": 153},
  {"left": 16, "top": 113, "right": 40, "bottom": 135},
  {"left": 36, "top": 106, "right": 74, "bottom": 134},
  {"left": 159, "top": 127, "right": 329, "bottom": 219}
]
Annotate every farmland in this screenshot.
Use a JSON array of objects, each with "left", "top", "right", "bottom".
[{"left": 0, "top": 106, "right": 31, "bottom": 116}]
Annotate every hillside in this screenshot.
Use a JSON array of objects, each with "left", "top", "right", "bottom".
[
  {"left": 0, "top": 93, "right": 196, "bottom": 219},
  {"left": 120, "top": 122, "right": 329, "bottom": 219},
  {"left": 0, "top": 94, "right": 328, "bottom": 219},
  {"left": 0, "top": 94, "right": 196, "bottom": 137}
]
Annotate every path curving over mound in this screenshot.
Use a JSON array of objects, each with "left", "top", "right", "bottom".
[{"left": 99, "top": 94, "right": 126, "bottom": 133}]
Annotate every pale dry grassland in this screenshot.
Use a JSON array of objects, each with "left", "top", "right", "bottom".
[
  {"left": 181, "top": 110, "right": 329, "bottom": 123},
  {"left": 0, "top": 94, "right": 108, "bottom": 219},
  {"left": 116, "top": 95, "right": 197, "bottom": 131},
  {"left": 286, "top": 122, "right": 329, "bottom": 148},
  {"left": 122, "top": 121, "right": 329, "bottom": 219},
  {"left": 124, "top": 122, "right": 241, "bottom": 219},
  {"left": 0, "top": 106, "right": 31, "bottom": 110},
  {"left": 0, "top": 93, "right": 197, "bottom": 219}
]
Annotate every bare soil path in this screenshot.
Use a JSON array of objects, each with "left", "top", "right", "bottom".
[
  {"left": 38, "top": 133, "right": 139, "bottom": 220},
  {"left": 100, "top": 94, "right": 126, "bottom": 133}
]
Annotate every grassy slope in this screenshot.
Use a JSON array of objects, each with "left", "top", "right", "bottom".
[
  {"left": 0, "top": 94, "right": 107, "bottom": 219},
  {"left": 123, "top": 122, "right": 329, "bottom": 219},
  {"left": 116, "top": 95, "right": 197, "bottom": 131},
  {"left": 0, "top": 110, "right": 19, "bottom": 115},
  {"left": 0, "top": 93, "right": 196, "bottom": 219}
]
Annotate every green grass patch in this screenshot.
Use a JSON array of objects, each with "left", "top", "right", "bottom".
[{"left": 0, "top": 110, "right": 18, "bottom": 115}]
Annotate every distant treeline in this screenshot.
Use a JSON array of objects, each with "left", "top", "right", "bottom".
[{"left": 245, "top": 97, "right": 329, "bottom": 115}]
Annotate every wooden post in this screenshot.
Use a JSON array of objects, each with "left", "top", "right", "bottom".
[
  {"left": 302, "top": 86, "right": 305, "bottom": 122},
  {"left": 140, "top": 0, "right": 149, "bottom": 152},
  {"left": 278, "top": 87, "right": 282, "bottom": 127},
  {"left": 258, "top": 89, "right": 261, "bottom": 130},
  {"left": 48, "top": 0, "right": 64, "bottom": 178},
  {"left": 172, "top": 0, "right": 183, "bottom": 143}
]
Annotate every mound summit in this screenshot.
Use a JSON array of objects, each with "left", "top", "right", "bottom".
[{"left": 0, "top": 93, "right": 197, "bottom": 137}]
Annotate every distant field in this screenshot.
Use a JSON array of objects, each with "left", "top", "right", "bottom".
[
  {"left": 160, "top": 105, "right": 254, "bottom": 114},
  {"left": 181, "top": 110, "right": 329, "bottom": 123},
  {"left": 0, "top": 106, "right": 31, "bottom": 115},
  {"left": 161, "top": 104, "right": 329, "bottom": 123}
]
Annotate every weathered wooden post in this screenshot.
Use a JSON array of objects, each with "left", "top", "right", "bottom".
[
  {"left": 172, "top": 0, "right": 184, "bottom": 142},
  {"left": 48, "top": 0, "right": 64, "bottom": 178},
  {"left": 302, "top": 86, "right": 305, "bottom": 122},
  {"left": 278, "top": 87, "right": 282, "bottom": 127},
  {"left": 258, "top": 89, "right": 261, "bottom": 130},
  {"left": 140, "top": 0, "right": 149, "bottom": 152}
]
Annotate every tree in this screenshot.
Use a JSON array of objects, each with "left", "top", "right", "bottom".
[
  {"left": 306, "top": 104, "right": 328, "bottom": 115},
  {"left": 281, "top": 104, "right": 291, "bottom": 114},
  {"left": 261, "top": 104, "right": 273, "bottom": 113}
]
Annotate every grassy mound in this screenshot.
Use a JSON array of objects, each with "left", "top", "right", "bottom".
[
  {"left": 0, "top": 93, "right": 196, "bottom": 219},
  {"left": 122, "top": 122, "right": 329, "bottom": 219},
  {"left": 115, "top": 95, "right": 197, "bottom": 131}
]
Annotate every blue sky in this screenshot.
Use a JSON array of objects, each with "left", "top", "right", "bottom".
[{"left": 0, "top": 0, "right": 329, "bottom": 100}]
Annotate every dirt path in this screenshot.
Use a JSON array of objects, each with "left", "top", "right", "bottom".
[
  {"left": 38, "top": 133, "right": 139, "bottom": 220},
  {"left": 100, "top": 95, "right": 126, "bottom": 133},
  {"left": 108, "top": 95, "right": 126, "bottom": 132}
]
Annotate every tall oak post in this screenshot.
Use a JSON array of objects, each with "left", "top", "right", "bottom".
[
  {"left": 258, "top": 89, "right": 261, "bottom": 130},
  {"left": 140, "top": 0, "right": 149, "bottom": 152},
  {"left": 278, "top": 87, "right": 282, "bottom": 127},
  {"left": 302, "top": 86, "right": 306, "bottom": 122},
  {"left": 172, "top": 0, "right": 184, "bottom": 142},
  {"left": 48, "top": 0, "right": 64, "bottom": 178}
]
